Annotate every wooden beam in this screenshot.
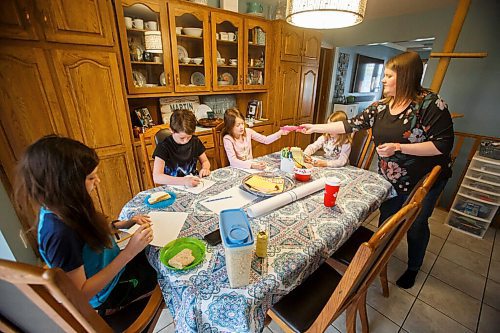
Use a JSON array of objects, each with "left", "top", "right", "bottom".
[
  {"left": 430, "top": 52, "right": 488, "bottom": 58},
  {"left": 430, "top": 0, "right": 472, "bottom": 93}
]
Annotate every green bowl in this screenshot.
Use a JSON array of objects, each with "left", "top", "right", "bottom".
[{"left": 159, "top": 237, "right": 206, "bottom": 271}]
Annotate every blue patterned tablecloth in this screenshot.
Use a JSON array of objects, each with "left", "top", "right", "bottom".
[{"left": 119, "top": 153, "right": 394, "bottom": 333}]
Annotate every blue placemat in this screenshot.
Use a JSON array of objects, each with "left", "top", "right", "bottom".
[{"left": 144, "top": 191, "right": 176, "bottom": 209}]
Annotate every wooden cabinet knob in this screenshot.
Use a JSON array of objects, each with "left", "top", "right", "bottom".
[
  {"left": 167, "top": 73, "right": 171, "bottom": 85},
  {"left": 24, "top": 10, "right": 31, "bottom": 23},
  {"left": 175, "top": 74, "right": 180, "bottom": 84},
  {"left": 240, "top": 74, "right": 243, "bottom": 84}
]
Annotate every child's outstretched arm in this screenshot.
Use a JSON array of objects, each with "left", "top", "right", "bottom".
[
  {"left": 250, "top": 128, "right": 288, "bottom": 145},
  {"left": 152, "top": 157, "right": 200, "bottom": 186},
  {"left": 198, "top": 153, "right": 211, "bottom": 177}
]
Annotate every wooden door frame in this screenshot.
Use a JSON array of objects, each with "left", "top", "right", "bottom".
[{"left": 312, "top": 47, "right": 334, "bottom": 137}]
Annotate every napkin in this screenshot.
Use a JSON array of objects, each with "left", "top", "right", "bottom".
[
  {"left": 246, "top": 178, "right": 325, "bottom": 218},
  {"left": 201, "top": 186, "right": 258, "bottom": 214}
]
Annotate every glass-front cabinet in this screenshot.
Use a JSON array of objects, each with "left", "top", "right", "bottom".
[
  {"left": 211, "top": 13, "right": 243, "bottom": 91},
  {"left": 117, "top": 0, "right": 173, "bottom": 94},
  {"left": 244, "top": 19, "right": 270, "bottom": 90},
  {"left": 168, "top": 3, "right": 211, "bottom": 92}
]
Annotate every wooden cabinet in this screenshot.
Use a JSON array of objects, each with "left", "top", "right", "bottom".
[
  {"left": 244, "top": 18, "right": 271, "bottom": 89},
  {"left": 35, "top": 0, "right": 114, "bottom": 46},
  {"left": 211, "top": 12, "right": 243, "bottom": 91},
  {"left": 280, "top": 22, "right": 321, "bottom": 64},
  {"left": 168, "top": 2, "right": 211, "bottom": 92},
  {"left": 0, "top": 0, "right": 39, "bottom": 40},
  {"left": 0, "top": 45, "right": 67, "bottom": 187},
  {"left": 298, "top": 66, "right": 319, "bottom": 120},
  {"left": 116, "top": 0, "right": 174, "bottom": 94},
  {"left": 51, "top": 49, "right": 139, "bottom": 217}
]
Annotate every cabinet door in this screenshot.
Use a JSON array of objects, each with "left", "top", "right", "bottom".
[
  {"left": 302, "top": 31, "right": 321, "bottom": 64},
  {"left": 251, "top": 124, "right": 273, "bottom": 158},
  {"left": 168, "top": 2, "right": 211, "bottom": 92},
  {"left": 36, "top": 0, "right": 114, "bottom": 46},
  {"left": 116, "top": 0, "right": 174, "bottom": 94},
  {"left": 0, "top": 46, "right": 67, "bottom": 186},
  {"left": 280, "top": 23, "right": 302, "bottom": 62},
  {"left": 244, "top": 18, "right": 271, "bottom": 89},
  {"left": 51, "top": 49, "right": 139, "bottom": 218},
  {"left": 211, "top": 12, "right": 243, "bottom": 91},
  {"left": 298, "top": 65, "right": 319, "bottom": 119},
  {"left": 0, "top": 0, "right": 39, "bottom": 40},
  {"left": 275, "top": 62, "right": 301, "bottom": 149}
]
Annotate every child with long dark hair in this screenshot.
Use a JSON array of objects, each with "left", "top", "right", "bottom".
[{"left": 15, "top": 135, "right": 157, "bottom": 314}]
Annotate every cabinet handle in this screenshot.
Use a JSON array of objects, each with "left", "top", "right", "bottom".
[
  {"left": 167, "top": 73, "right": 171, "bottom": 85},
  {"left": 24, "top": 10, "right": 31, "bottom": 24},
  {"left": 175, "top": 74, "right": 180, "bottom": 85},
  {"left": 240, "top": 74, "right": 243, "bottom": 84}
]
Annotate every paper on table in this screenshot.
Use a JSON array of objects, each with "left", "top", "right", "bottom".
[
  {"left": 169, "top": 178, "right": 216, "bottom": 194},
  {"left": 233, "top": 165, "right": 278, "bottom": 174},
  {"left": 201, "top": 186, "right": 258, "bottom": 214},
  {"left": 246, "top": 178, "right": 325, "bottom": 218},
  {"left": 125, "top": 211, "right": 188, "bottom": 247}
]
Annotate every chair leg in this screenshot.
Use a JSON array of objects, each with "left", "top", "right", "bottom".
[
  {"left": 379, "top": 263, "right": 389, "bottom": 297},
  {"left": 357, "top": 291, "right": 369, "bottom": 333},
  {"left": 345, "top": 303, "right": 357, "bottom": 333}
]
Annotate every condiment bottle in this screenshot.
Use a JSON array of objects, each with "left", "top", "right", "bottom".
[{"left": 255, "top": 228, "right": 268, "bottom": 258}]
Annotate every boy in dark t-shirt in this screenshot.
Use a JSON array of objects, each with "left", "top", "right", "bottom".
[{"left": 152, "top": 109, "right": 211, "bottom": 187}]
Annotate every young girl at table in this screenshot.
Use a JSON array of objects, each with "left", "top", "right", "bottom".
[
  {"left": 15, "top": 135, "right": 158, "bottom": 315},
  {"left": 222, "top": 108, "right": 289, "bottom": 170},
  {"left": 304, "top": 111, "right": 352, "bottom": 167}
]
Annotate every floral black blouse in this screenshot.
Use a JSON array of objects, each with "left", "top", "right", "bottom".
[{"left": 342, "top": 92, "right": 454, "bottom": 195}]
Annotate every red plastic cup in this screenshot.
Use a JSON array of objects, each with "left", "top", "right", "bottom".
[{"left": 324, "top": 177, "right": 340, "bottom": 207}]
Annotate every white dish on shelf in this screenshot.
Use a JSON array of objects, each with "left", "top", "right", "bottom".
[
  {"left": 192, "top": 57, "right": 203, "bottom": 65},
  {"left": 195, "top": 104, "right": 212, "bottom": 119},
  {"left": 176, "top": 27, "right": 183, "bottom": 35},
  {"left": 183, "top": 27, "right": 203, "bottom": 37},
  {"left": 160, "top": 72, "right": 166, "bottom": 86},
  {"left": 177, "top": 45, "right": 188, "bottom": 60},
  {"left": 220, "top": 72, "right": 234, "bottom": 85},
  {"left": 217, "top": 50, "right": 221, "bottom": 58},
  {"left": 190, "top": 72, "right": 205, "bottom": 86},
  {"left": 132, "top": 71, "right": 147, "bottom": 87}
]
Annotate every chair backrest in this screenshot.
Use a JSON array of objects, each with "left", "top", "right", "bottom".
[
  {"left": 214, "top": 121, "right": 228, "bottom": 168},
  {"left": 139, "top": 125, "right": 171, "bottom": 189},
  {"left": 349, "top": 129, "right": 375, "bottom": 170},
  {"left": 310, "top": 202, "right": 420, "bottom": 331},
  {"left": 0, "top": 259, "right": 163, "bottom": 333}
]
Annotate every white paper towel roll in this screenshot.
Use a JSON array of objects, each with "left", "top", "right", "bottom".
[{"left": 246, "top": 178, "right": 326, "bottom": 218}]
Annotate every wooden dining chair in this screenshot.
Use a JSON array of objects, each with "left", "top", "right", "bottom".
[
  {"left": 139, "top": 124, "right": 171, "bottom": 189},
  {"left": 267, "top": 202, "right": 420, "bottom": 333},
  {"left": 213, "top": 121, "right": 229, "bottom": 168},
  {"left": 349, "top": 129, "right": 376, "bottom": 170},
  {"left": 328, "top": 165, "right": 442, "bottom": 297},
  {"left": 0, "top": 259, "right": 164, "bottom": 333}
]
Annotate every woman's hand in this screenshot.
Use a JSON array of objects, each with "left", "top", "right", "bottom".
[
  {"left": 124, "top": 223, "right": 153, "bottom": 257},
  {"left": 300, "top": 124, "right": 315, "bottom": 134},
  {"left": 185, "top": 175, "right": 201, "bottom": 187},
  {"left": 199, "top": 168, "right": 210, "bottom": 177},
  {"left": 251, "top": 162, "right": 266, "bottom": 170},
  {"left": 376, "top": 143, "right": 399, "bottom": 157}
]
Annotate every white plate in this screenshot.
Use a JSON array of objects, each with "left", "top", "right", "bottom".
[
  {"left": 160, "top": 72, "right": 166, "bottom": 86},
  {"left": 132, "top": 71, "right": 147, "bottom": 87},
  {"left": 177, "top": 45, "right": 188, "bottom": 60},
  {"left": 220, "top": 72, "right": 234, "bottom": 85},
  {"left": 190, "top": 72, "right": 205, "bottom": 86},
  {"left": 217, "top": 50, "right": 221, "bottom": 58},
  {"left": 195, "top": 104, "right": 212, "bottom": 119}
]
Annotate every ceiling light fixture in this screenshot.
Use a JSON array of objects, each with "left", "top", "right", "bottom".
[{"left": 286, "top": 0, "right": 367, "bottom": 29}]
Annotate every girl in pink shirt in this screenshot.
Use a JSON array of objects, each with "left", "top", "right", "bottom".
[{"left": 222, "top": 108, "right": 289, "bottom": 170}]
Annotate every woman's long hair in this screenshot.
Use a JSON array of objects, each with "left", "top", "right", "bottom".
[
  {"left": 15, "top": 135, "right": 111, "bottom": 250},
  {"left": 221, "top": 108, "right": 246, "bottom": 138},
  {"left": 325, "top": 111, "right": 353, "bottom": 145},
  {"left": 384, "top": 51, "right": 429, "bottom": 106}
]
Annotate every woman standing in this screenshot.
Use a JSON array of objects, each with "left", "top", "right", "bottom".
[{"left": 302, "top": 52, "right": 454, "bottom": 288}]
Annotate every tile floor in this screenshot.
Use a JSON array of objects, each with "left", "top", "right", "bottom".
[{"left": 152, "top": 208, "right": 500, "bottom": 333}]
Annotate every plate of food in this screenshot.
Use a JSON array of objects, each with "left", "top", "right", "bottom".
[
  {"left": 144, "top": 190, "right": 176, "bottom": 208},
  {"left": 177, "top": 45, "right": 188, "bottom": 60},
  {"left": 190, "top": 71, "right": 205, "bottom": 86},
  {"left": 159, "top": 237, "right": 206, "bottom": 271},
  {"left": 241, "top": 172, "right": 294, "bottom": 197}
]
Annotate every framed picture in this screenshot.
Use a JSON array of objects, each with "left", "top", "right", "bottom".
[
  {"left": 350, "top": 54, "right": 384, "bottom": 93},
  {"left": 247, "top": 100, "right": 259, "bottom": 119},
  {"left": 134, "top": 107, "right": 154, "bottom": 128}
]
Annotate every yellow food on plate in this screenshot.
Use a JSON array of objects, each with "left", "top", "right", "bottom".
[
  {"left": 168, "top": 248, "right": 195, "bottom": 269},
  {"left": 245, "top": 175, "right": 285, "bottom": 194},
  {"left": 148, "top": 191, "right": 171, "bottom": 205}
]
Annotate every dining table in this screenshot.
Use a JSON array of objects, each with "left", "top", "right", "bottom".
[{"left": 119, "top": 152, "right": 395, "bottom": 333}]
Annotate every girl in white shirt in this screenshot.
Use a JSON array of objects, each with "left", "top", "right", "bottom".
[
  {"left": 304, "top": 111, "right": 352, "bottom": 167},
  {"left": 222, "top": 108, "right": 289, "bottom": 169}
]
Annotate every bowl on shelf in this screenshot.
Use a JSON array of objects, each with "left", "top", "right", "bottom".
[
  {"left": 183, "top": 27, "right": 202, "bottom": 37},
  {"left": 176, "top": 27, "right": 183, "bottom": 35},
  {"left": 217, "top": 58, "right": 226, "bottom": 65},
  {"left": 218, "top": 81, "right": 230, "bottom": 86},
  {"left": 192, "top": 57, "right": 203, "bottom": 65},
  {"left": 180, "top": 57, "right": 191, "bottom": 64}
]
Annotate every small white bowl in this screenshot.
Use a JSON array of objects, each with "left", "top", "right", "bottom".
[
  {"left": 183, "top": 27, "right": 202, "bottom": 37},
  {"left": 217, "top": 58, "right": 225, "bottom": 65},
  {"left": 180, "top": 57, "right": 191, "bottom": 64},
  {"left": 176, "top": 27, "right": 183, "bottom": 35},
  {"left": 192, "top": 57, "right": 203, "bottom": 65},
  {"left": 218, "top": 81, "right": 230, "bottom": 86}
]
